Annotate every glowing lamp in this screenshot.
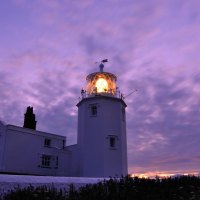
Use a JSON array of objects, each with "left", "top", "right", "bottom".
[
  {"left": 95, "top": 78, "right": 108, "bottom": 93},
  {"left": 86, "top": 63, "right": 117, "bottom": 96}
]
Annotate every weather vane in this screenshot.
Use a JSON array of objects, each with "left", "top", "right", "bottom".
[
  {"left": 95, "top": 59, "right": 108, "bottom": 64},
  {"left": 95, "top": 59, "right": 108, "bottom": 72}
]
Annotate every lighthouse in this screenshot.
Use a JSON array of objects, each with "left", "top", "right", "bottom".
[{"left": 77, "top": 61, "right": 128, "bottom": 177}]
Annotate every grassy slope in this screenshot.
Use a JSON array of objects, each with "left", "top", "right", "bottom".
[{"left": 2, "top": 176, "right": 200, "bottom": 200}]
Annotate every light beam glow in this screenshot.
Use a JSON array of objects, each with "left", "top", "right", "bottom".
[{"left": 95, "top": 78, "right": 108, "bottom": 93}]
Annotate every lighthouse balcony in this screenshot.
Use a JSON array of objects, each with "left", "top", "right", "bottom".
[{"left": 79, "top": 90, "right": 124, "bottom": 102}]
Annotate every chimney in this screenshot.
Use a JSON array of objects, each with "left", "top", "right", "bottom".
[{"left": 23, "top": 106, "right": 37, "bottom": 130}]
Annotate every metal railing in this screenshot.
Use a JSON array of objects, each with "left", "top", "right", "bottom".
[{"left": 78, "top": 90, "right": 125, "bottom": 102}]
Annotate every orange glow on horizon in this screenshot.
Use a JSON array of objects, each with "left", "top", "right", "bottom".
[{"left": 130, "top": 171, "right": 199, "bottom": 179}]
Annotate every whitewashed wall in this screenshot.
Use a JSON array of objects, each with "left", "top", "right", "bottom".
[
  {"left": 65, "top": 144, "right": 79, "bottom": 177},
  {"left": 77, "top": 96, "right": 128, "bottom": 177},
  {"left": 1, "top": 125, "right": 70, "bottom": 176}
]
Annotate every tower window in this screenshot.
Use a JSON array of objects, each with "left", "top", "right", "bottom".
[
  {"left": 92, "top": 106, "right": 97, "bottom": 115},
  {"left": 90, "top": 104, "right": 98, "bottom": 116},
  {"left": 122, "top": 107, "right": 126, "bottom": 121},
  {"left": 44, "top": 138, "right": 51, "bottom": 147},
  {"left": 41, "top": 155, "right": 51, "bottom": 168},
  {"left": 107, "top": 135, "right": 118, "bottom": 149},
  {"left": 110, "top": 137, "right": 116, "bottom": 148}
]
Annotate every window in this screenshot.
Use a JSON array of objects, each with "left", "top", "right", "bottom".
[
  {"left": 91, "top": 105, "right": 97, "bottom": 115},
  {"left": 56, "top": 156, "right": 58, "bottom": 168},
  {"left": 110, "top": 137, "right": 116, "bottom": 148},
  {"left": 122, "top": 107, "right": 125, "bottom": 121},
  {"left": 41, "top": 155, "right": 51, "bottom": 168},
  {"left": 62, "top": 140, "right": 65, "bottom": 149},
  {"left": 107, "top": 135, "right": 118, "bottom": 149},
  {"left": 44, "top": 138, "right": 51, "bottom": 147},
  {"left": 90, "top": 104, "right": 97, "bottom": 116}
]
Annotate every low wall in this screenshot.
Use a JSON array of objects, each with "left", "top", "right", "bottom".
[{"left": 0, "top": 174, "right": 105, "bottom": 197}]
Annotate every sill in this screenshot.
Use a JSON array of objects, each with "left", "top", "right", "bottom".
[
  {"left": 38, "top": 165, "right": 51, "bottom": 169},
  {"left": 109, "top": 147, "right": 117, "bottom": 150},
  {"left": 44, "top": 145, "right": 51, "bottom": 148}
]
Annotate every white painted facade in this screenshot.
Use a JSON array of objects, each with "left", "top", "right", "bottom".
[
  {"left": 77, "top": 95, "right": 127, "bottom": 177},
  {"left": 0, "top": 64, "right": 128, "bottom": 177},
  {"left": 0, "top": 123, "right": 70, "bottom": 176}
]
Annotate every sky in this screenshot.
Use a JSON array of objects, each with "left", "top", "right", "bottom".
[{"left": 0, "top": 0, "right": 200, "bottom": 176}]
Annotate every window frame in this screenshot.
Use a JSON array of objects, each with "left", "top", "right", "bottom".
[
  {"left": 44, "top": 138, "right": 51, "bottom": 147},
  {"left": 107, "top": 135, "right": 118, "bottom": 150},
  {"left": 89, "top": 103, "right": 99, "bottom": 117},
  {"left": 41, "top": 154, "right": 51, "bottom": 168},
  {"left": 109, "top": 137, "right": 116, "bottom": 148},
  {"left": 91, "top": 105, "right": 97, "bottom": 116},
  {"left": 122, "top": 107, "right": 126, "bottom": 121}
]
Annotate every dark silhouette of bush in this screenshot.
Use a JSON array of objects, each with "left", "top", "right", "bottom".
[{"left": 2, "top": 175, "right": 200, "bottom": 200}]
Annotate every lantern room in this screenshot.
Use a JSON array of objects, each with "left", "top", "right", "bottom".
[{"left": 86, "top": 63, "right": 117, "bottom": 96}]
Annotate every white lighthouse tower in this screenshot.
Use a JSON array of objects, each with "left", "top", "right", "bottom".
[{"left": 76, "top": 61, "right": 128, "bottom": 177}]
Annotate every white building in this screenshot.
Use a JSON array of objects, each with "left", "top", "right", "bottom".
[
  {"left": 0, "top": 122, "right": 70, "bottom": 176},
  {"left": 0, "top": 63, "right": 128, "bottom": 177}
]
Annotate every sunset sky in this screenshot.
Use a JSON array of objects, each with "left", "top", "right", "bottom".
[{"left": 0, "top": 0, "right": 200, "bottom": 176}]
